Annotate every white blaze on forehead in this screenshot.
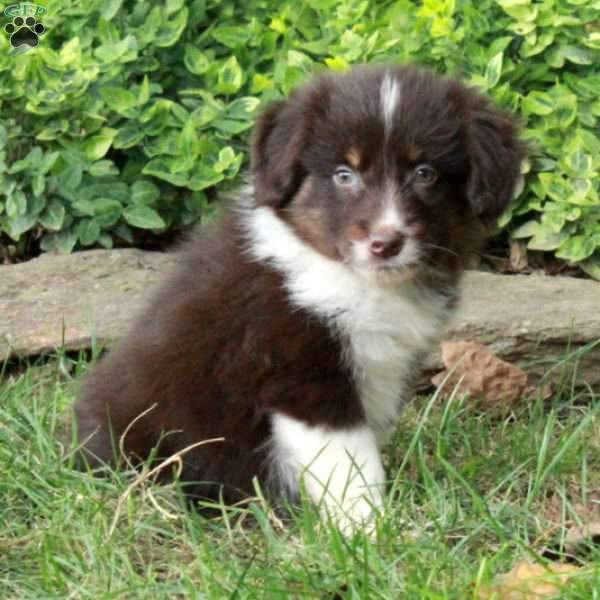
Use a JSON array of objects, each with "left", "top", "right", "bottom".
[{"left": 380, "top": 72, "right": 401, "bottom": 133}]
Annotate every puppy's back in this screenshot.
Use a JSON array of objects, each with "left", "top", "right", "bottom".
[{"left": 73, "top": 211, "right": 355, "bottom": 500}]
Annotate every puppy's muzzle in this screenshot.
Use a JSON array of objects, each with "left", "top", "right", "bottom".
[{"left": 369, "top": 227, "right": 405, "bottom": 259}]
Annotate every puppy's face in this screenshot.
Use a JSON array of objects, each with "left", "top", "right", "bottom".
[{"left": 252, "top": 67, "right": 524, "bottom": 280}]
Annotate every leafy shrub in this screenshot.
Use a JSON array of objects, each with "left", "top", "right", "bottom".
[
  {"left": 490, "top": 0, "right": 600, "bottom": 279},
  {"left": 0, "top": 0, "right": 599, "bottom": 278}
]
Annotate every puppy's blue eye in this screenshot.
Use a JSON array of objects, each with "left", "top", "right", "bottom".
[
  {"left": 414, "top": 165, "right": 438, "bottom": 184},
  {"left": 333, "top": 166, "right": 358, "bottom": 186}
]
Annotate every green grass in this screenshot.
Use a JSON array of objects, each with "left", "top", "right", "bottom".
[{"left": 1, "top": 351, "right": 599, "bottom": 599}]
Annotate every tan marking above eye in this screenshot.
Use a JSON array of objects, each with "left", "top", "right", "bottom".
[
  {"left": 407, "top": 144, "right": 423, "bottom": 163},
  {"left": 345, "top": 147, "right": 361, "bottom": 169},
  {"left": 347, "top": 222, "right": 369, "bottom": 241}
]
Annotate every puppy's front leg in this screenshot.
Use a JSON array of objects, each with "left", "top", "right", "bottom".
[{"left": 271, "top": 413, "right": 385, "bottom": 533}]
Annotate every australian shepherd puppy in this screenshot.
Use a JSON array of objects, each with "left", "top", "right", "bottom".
[{"left": 74, "top": 65, "right": 524, "bottom": 532}]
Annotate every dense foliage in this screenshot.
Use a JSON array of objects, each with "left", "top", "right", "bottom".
[{"left": 0, "top": 0, "right": 599, "bottom": 277}]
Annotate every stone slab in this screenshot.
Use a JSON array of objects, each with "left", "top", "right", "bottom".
[
  {"left": 1, "top": 249, "right": 599, "bottom": 386},
  {"left": 429, "top": 270, "right": 600, "bottom": 387},
  {"left": 1, "top": 249, "right": 176, "bottom": 360}
]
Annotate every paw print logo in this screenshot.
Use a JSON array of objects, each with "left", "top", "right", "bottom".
[{"left": 4, "top": 15, "right": 46, "bottom": 49}]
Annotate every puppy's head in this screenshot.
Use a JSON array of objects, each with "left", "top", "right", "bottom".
[{"left": 251, "top": 66, "right": 524, "bottom": 279}]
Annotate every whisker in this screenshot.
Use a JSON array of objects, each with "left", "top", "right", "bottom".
[{"left": 420, "top": 243, "right": 459, "bottom": 258}]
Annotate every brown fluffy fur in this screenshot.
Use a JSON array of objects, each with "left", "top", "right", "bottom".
[{"left": 74, "top": 65, "right": 524, "bottom": 504}]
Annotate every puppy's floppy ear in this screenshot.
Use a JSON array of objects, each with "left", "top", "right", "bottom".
[
  {"left": 466, "top": 99, "right": 525, "bottom": 223},
  {"left": 251, "top": 97, "right": 307, "bottom": 208}
]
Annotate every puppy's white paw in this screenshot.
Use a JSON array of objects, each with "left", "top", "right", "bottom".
[
  {"left": 330, "top": 496, "right": 381, "bottom": 538},
  {"left": 271, "top": 414, "right": 385, "bottom": 538}
]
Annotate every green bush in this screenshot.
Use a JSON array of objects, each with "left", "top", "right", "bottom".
[{"left": 0, "top": 0, "right": 599, "bottom": 277}]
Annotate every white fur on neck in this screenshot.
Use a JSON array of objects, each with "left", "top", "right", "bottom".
[{"left": 244, "top": 206, "right": 451, "bottom": 443}]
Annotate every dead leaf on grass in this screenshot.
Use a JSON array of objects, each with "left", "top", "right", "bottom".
[
  {"left": 542, "top": 485, "right": 600, "bottom": 526},
  {"left": 564, "top": 521, "right": 600, "bottom": 557},
  {"left": 478, "top": 561, "right": 581, "bottom": 599},
  {"left": 432, "top": 341, "right": 531, "bottom": 408},
  {"left": 536, "top": 491, "right": 600, "bottom": 564}
]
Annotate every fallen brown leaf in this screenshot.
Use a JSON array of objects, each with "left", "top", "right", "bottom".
[
  {"left": 478, "top": 561, "right": 581, "bottom": 599},
  {"left": 565, "top": 521, "right": 600, "bottom": 554},
  {"left": 538, "top": 494, "right": 600, "bottom": 563},
  {"left": 432, "top": 341, "right": 529, "bottom": 408},
  {"left": 542, "top": 484, "right": 600, "bottom": 526}
]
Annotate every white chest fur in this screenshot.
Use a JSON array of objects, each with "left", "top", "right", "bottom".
[{"left": 244, "top": 206, "right": 450, "bottom": 444}]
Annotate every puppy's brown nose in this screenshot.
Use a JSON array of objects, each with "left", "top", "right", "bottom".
[{"left": 369, "top": 229, "right": 405, "bottom": 259}]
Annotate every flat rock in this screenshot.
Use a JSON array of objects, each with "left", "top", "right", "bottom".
[
  {"left": 1, "top": 249, "right": 176, "bottom": 361},
  {"left": 2, "top": 249, "right": 599, "bottom": 386},
  {"left": 428, "top": 271, "right": 600, "bottom": 387}
]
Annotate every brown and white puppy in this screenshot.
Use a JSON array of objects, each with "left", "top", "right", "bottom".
[{"left": 74, "top": 65, "right": 524, "bottom": 532}]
